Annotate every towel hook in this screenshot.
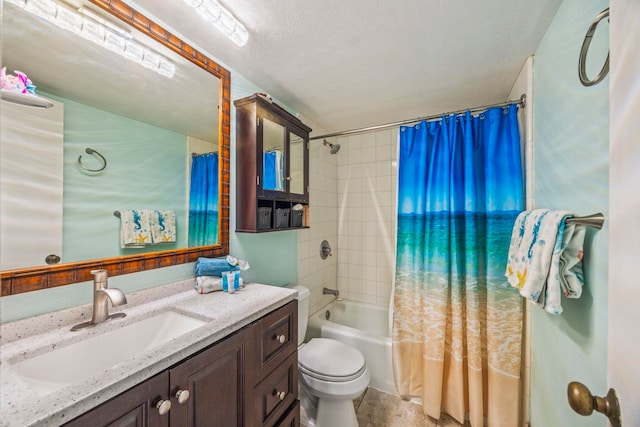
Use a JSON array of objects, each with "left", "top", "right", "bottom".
[
  {"left": 578, "top": 8, "right": 609, "bottom": 87},
  {"left": 78, "top": 148, "right": 107, "bottom": 173}
]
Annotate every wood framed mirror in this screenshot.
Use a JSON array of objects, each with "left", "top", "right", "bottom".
[{"left": 0, "top": 0, "right": 230, "bottom": 296}]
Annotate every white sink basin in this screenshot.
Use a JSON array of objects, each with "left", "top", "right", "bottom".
[{"left": 11, "top": 310, "right": 206, "bottom": 395}]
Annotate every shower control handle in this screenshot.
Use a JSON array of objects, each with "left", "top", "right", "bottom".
[{"left": 320, "top": 240, "right": 332, "bottom": 259}]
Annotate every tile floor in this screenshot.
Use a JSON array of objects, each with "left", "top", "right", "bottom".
[{"left": 354, "top": 388, "right": 471, "bottom": 427}]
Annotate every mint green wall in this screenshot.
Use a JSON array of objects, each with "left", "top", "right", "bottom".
[
  {"left": 531, "top": 1, "right": 609, "bottom": 426},
  {"left": 1, "top": 65, "right": 298, "bottom": 323},
  {"left": 228, "top": 77, "right": 299, "bottom": 287},
  {"left": 57, "top": 94, "right": 187, "bottom": 262}
]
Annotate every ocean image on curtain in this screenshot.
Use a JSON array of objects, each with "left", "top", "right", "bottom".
[
  {"left": 392, "top": 104, "right": 524, "bottom": 427},
  {"left": 188, "top": 153, "right": 218, "bottom": 246}
]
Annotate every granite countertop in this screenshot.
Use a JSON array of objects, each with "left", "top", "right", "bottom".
[{"left": 0, "top": 280, "right": 297, "bottom": 427}]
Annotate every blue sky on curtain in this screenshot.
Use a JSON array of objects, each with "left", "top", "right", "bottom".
[
  {"left": 188, "top": 152, "right": 218, "bottom": 246},
  {"left": 392, "top": 104, "right": 524, "bottom": 427}
]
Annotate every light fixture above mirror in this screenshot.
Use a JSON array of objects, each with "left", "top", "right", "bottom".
[
  {"left": 5, "top": 0, "right": 176, "bottom": 77},
  {"left": 183, "top": 0, "right": 249, "bottom": 46}
]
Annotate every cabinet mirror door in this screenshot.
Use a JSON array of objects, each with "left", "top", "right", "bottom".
[
  {"left": 289, "top": 132, "right": 305, "bottom": 196},
  {"left": 262, "top": 118, "right": 286, "bottom": 192}
]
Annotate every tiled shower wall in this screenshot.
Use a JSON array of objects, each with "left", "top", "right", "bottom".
[
  {"left": 335, "top": 129, "right": 399, "bottom": 307},
  {"left": 297, "top": 140, "right": 339, "bottom": 316}
]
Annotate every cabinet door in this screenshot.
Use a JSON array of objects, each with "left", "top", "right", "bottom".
[
  {"left": 287, "top": 131, "right": 307, "bottom": 200},
  {"left": 260, "top": 117, "right": 286, "bottom": 195},
  {"left": 169, "top": 328, "right": 251, "bottom": 427},
  {"left": 64, "top": 371, "right": 169, "bottom": 427}
]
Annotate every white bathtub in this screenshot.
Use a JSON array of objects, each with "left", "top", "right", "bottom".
[{"left": 305, "top": 299, "right": 396, "bottom": 395}]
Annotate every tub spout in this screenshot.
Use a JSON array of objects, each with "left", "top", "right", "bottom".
[{"left": 323, "top": 287, "right": 339, "bottom": 297}]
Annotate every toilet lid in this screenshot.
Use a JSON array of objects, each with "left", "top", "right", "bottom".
[{"left": 298, "top": 338, "right": 366, "bottom": 382}]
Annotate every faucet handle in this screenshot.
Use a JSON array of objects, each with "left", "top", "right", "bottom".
[
  {"left": 91, "top": 269, "right": 109, "bottom": 288},
  {"left": 91, "top": 268, "right": 107, "bottom": 279}
]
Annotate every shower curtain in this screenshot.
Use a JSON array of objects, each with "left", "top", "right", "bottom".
[
  {"left": 263, "top": 149, "right": 284, "bottom": 191},
  {"left": 392, "top": 104, "right": 524, "bottom": 427},
  {"left": 188, "top": 153, "right": 218, "bottom": 246}
]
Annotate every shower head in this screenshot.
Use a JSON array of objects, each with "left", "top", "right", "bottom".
[{"left": 323, "top": 139, "right": 341, "bottom": 154}]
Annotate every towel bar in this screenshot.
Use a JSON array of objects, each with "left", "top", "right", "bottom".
[{"left": 565, "top": 212, "right": 604, "bottom": 229}]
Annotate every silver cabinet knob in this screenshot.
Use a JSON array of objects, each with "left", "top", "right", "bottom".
[
  {"left": 275, "top": 334, "right": 286, "bottom": 344},
  {"left": 273, "top": 390, "right": 286, "bottom": 401},
  {"left": 156, "top": 399, "right": 171, "bottom": 415},
  {"left": 175, "top": 389, "right": 190, "bottom": 404}
]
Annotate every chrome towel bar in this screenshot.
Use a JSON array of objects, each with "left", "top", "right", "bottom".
[{"left": 566, "top": 213, "right": 604, "bottom": 229}]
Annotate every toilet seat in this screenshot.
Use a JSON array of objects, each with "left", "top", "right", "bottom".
[{"left": 298, "top": 338, "right": 366, "bottom": 382}]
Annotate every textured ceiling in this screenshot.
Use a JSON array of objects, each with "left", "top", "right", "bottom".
[{"left": 130, "top": 0, "right": 563, "bottom": 135}]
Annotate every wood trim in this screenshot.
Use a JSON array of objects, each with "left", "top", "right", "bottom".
[{"left": 0, "top": 0, "right": 231, "bottom": 296}]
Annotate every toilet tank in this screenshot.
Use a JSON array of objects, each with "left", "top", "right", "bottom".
[{"left": 287, "top": 285, "right": 310, "bottom": 346}]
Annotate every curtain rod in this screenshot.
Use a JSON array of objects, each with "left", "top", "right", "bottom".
[{"left": 309, "top": 94, "right": 526, "bottom": 141}]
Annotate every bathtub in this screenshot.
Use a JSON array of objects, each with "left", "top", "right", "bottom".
[{"left": 305, "top": 299, "right": 396, "bottom": 395}]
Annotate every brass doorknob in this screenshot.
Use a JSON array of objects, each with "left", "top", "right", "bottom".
[{"left": 567, "top": 381, "right": 621, "bottom": 427}]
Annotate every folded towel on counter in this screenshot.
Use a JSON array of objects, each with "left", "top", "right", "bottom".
[
  {"left": 195, "top": 276, "right": 223, "bottom": 294},
  {"left": 195, "top": 257, "right": 240, "bottom": 277},
  {"left": 151, "top": 210, "right": 176, "bottom": 243},
  {"left": 505, "top": 209, "right": 586, "bottom": 315},
  {"left": 120, "top": 209, "right": 153, "bottom": 248},
  {"left": 195, "top": 275, "right": 245, "bottom": 294}
]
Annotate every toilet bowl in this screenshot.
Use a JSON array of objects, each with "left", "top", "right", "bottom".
[{"left": 290, "top": 285, "right": 370, "bottom": 427}]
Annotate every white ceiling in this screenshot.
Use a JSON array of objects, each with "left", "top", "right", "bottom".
[{"left": 130, "top": 0, "right": 563, "bottom": 135}]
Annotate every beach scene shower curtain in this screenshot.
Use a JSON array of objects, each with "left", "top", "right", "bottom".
[
  {"left": 188, "top": 152, "right": 219, "bottom": 246},
  {"left": 392, "top": 104, "right": 524, "bottom": 427}
]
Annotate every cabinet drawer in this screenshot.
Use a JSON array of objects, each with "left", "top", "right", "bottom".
[
  {"left": 253, "top": 351, "right": 298, "bottom": 427},
  {"left": 255, "top": 300, "right": 297, "bottom": 381},
  {"left": 274, "top": 399, "right": 300, "bottom": 427}
]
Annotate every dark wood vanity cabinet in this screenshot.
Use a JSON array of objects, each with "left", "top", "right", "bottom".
[
  {"left": 234, "top": 94, "right": 311, "bottom": 232},
  {"left": 64, "top": 371, "right": 170, "bottom": 427},
  {"left": 169, "top": 327, "right": 252, "bottom": 427},
  {"left": 252, "top": 301, "right": 298, "bottom": 427},
  {"left": 65, "top": 301, "right": 299, "bottom": 427}
]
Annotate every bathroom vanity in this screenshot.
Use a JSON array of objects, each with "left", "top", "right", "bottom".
[{"left": 0, "top": 282, "right": 299, "bottom": 427}]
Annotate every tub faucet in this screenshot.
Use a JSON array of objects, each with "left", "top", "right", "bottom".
[
  {"left": 72, "top": 269, "right": 127, "bottom": 331},
  {"left": 323, "top": 287, "right": 339, "bottom": 298}
]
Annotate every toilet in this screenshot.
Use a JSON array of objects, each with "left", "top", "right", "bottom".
[{"left": 291, "top": 285, "right": 370, "bottom": 427}]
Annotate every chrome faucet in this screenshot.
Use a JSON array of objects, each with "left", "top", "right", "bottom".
[
  {"left": 323, "top": 287, "right": 339, "bottom": 298},
  {"left": 71, "top": 269, "right": 127, "bottom": 331}
]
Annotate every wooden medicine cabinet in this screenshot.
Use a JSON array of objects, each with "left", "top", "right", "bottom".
[{"left": 235, "top": 94, "right": 311, "bottom": 232}]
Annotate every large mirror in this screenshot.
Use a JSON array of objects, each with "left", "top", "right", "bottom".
[{"left": 0, "top": 0, "right": 231, "bottom": 295}]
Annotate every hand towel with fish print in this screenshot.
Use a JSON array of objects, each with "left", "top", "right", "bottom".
[
  {"left": 505, "top": 209, "right": 586, "bottom": 315},
  {"left": 151, "top": 210, "right": 176, "bottom": 243},
  {"left": 120, "top": 209, "right": 153, "bottom": 248}
]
